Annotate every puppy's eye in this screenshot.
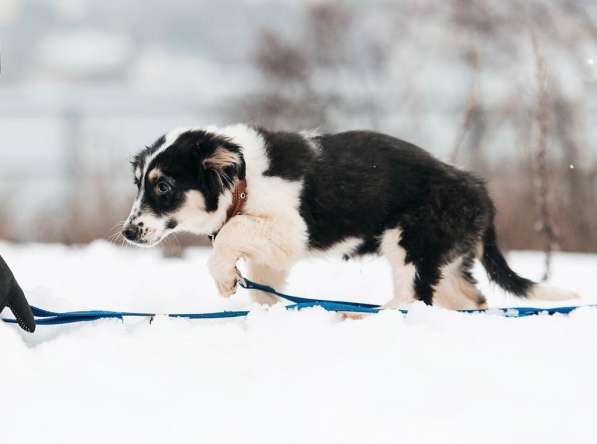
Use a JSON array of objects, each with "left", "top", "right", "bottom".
[{"left": 156, "top": 181, "right": 172, "bottom": 195}]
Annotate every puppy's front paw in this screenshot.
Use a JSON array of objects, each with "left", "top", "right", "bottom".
[{"left": 208, "top": 255, "right": 238, "bottom": 298}]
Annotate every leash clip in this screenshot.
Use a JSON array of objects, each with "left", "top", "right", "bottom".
[{"left": 234, "top": 267, "right": 247, "bottom": 288}]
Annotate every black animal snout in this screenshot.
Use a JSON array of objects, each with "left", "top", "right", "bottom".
[{"left": 122, "top": 224, "right": 140, "bottom": 242}]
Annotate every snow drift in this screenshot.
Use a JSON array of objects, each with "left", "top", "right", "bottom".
[{"left": 1, "top": 242, "right": 596, "bottom": 443}]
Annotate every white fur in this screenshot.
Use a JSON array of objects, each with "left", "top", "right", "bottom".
[
  {"left": 133, "top": 212, "right": 167, "bottom": 247},
  {"left": 247, "top": 262, "right": 288, "bottom": 305},
  {"left": 300, "top": 130, "right": 321, "bottom": 154},
  {"left": 173, "top": 190, "right": 230, "bottom": 236},
  {"left": 208, "top": 214, "right": 303, "bottom": 299},
  {"left": 218, "top": 125, "right": 308, "bottom": 221},
  {"left": 380, "top": 228, "right": 417, "bottom": 308},
  {"left": 527, "top": 284, "right": 579, "bottom": 301},
  {"left": 218, "top": 124, "right": 309, "bottom": 243},
  {"left": 201, "top": 125, "right": 309, "bottom": 300}
]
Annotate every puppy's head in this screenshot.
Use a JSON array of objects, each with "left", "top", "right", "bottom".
[{"left": 122, "top": 129, "right": 245, "bottom": 247}]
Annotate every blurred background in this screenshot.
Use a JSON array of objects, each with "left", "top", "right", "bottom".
[{"left": 1, "top": 0, "right": 596, "bottom": 258}]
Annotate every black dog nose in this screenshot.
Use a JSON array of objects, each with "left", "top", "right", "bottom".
[{"left": 122, "top": 224, "right": 140, "bottom": 241}]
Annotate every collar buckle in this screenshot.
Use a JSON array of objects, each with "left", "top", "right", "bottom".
[{"left": 209, "top": 180, "right": 248, "bottom": 244}]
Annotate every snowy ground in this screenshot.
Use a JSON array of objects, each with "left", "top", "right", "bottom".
[{"left": 1, "top": 241, "right": 597, "bottom": 443}]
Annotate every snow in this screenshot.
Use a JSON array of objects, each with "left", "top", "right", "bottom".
[{"left": 1, "top": 241, "right": 597, "bottom": 443}]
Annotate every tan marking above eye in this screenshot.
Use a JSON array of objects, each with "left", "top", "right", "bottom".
[{"left": 148, "top": 168, "right": 162, "bottom": 182}]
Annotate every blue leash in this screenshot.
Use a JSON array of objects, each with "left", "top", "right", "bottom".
[{"left": 1, "top": 275, "right": 595, "bottom": 327}]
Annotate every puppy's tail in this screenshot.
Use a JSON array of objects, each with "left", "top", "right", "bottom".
[{"left": 480, "top": 224, "right": 578, "bottom": 301}]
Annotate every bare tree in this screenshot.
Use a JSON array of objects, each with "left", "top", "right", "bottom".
[
  {"left": 531, "top": 33, "right": 558, "bottom": 280},
  {"left": 237, "top": 3, "right": 358, "bottom": 131},
  {"left": 240, "top": 30, "right": 327, "bottom": 130},
  {"left": 450, "top": 48, "right": 481, "bottom": 164}
]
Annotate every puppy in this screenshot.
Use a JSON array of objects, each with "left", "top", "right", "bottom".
[{"left": 122, "top": 125, "right": 577, "bottom": 309}]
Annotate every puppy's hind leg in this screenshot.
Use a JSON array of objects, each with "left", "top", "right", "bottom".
[
  {"left": 458, "top": 252, "right": 487, "bottom": 309},
  {"left": 247, "top": 261, "right": 288, "bottom": 305},
  {"left": 381, "top": 229, "right": 417, "bottom": 309},
  {"left": 434, "top": 254, "right": 487, "bottom": 310},
  {"left": 386, "top": 225, "right": 445, "bottom": 306}
]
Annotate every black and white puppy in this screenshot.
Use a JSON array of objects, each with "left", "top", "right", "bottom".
[{"left": 122, "top": 125, "right": 577, "bottom": 308}]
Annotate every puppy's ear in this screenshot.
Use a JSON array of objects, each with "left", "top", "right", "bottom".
[
  {"left": 203, "top": 146, "right": 240, "bottom": 172},
  {"left": 202, "top": 146, "right": 245, "bottom": 188}
]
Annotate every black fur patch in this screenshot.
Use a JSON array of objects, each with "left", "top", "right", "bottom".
[
  {"left": 257, "top": 129, "right": 528, "bottom": 305},
  {"left": 258, "top": 128, "right": 317, "bottom": 180}
]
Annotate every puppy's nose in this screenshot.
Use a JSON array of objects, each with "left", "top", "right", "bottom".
[{"left": 122, "top": 224, "right": 140, "bottom": 242}]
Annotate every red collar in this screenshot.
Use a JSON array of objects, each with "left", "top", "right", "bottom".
[
  {"left": 226, "top": 179, "right": 248, "bottom": 221},
  {"left": 209, "top": 180, "right": 247, "bottom": 242}
]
